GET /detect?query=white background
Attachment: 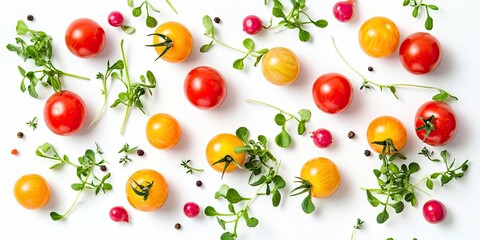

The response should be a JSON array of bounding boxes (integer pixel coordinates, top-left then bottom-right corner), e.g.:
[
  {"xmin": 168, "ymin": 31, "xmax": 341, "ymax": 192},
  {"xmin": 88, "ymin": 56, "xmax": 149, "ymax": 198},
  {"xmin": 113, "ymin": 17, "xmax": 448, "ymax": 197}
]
[{"xmin": 1, "ymin": 0, "xmax": 479, "ymax": 239}]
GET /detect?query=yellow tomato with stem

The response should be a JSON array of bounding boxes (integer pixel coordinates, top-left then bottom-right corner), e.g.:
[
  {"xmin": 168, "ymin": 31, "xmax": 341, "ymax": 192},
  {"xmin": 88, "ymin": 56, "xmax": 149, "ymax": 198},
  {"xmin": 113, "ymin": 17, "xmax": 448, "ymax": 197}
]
[
  {"xmin": 126, "ymin": 169, "xmax": 168, "ymax": 212},
  {"xmin": 148, "ymin": 21, "xmax": 193, "ymax": 63},
  {"xmin": 261, "ymin": 47, "xmax": 300, "ymax": 86},
  {"xmin": 367, "ymin": 115, "xmax": 407, "ymax": 154},
  {"xmin": 146, "ymin": 113, "xmax": 181, "ymax": 150},
  {"xmin": 358, "ymin": 16, "xmax": 399, "ymax": 58},
  {"xmin": 300, "ymin": 157, "xmax": 341, "ymax": 198},
  {"xmin": 206, "ymin": 133, "xmax": 246, "ymax": 176},
  {"xmin": 14, "ymin": 174, "xmax": 51, "ymax": 209}
]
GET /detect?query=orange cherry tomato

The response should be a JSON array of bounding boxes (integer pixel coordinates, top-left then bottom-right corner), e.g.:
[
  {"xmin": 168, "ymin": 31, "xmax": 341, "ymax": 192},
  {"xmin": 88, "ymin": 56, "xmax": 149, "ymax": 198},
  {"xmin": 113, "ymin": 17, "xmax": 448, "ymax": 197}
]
[
  {"xmin": 358, "ymin": 16, "xmax": 399, "ymax": 58},
  {"xmin": 261, "ymin": 47, "xmax": 300, "ymax": 86},
  {"xmin": 14, "ymin": 174, "xmax": 51, "ymax": 209},
  {"xmin": 126, "ymin": 169, "xmax": 168, "ymax": 212},
  {"xmin": 367, "ymin": 115, "xmax": 407, "ymax": 154},
  {"xmin": 300, "ymin": 157, "xmax": 341, "ymax": 198},
  {"xmin": 146, "ymin": 113, "xmax": 181, "ymax": 150},
  {"xmin": 150, "ymin": 21, "xmax": 193, "ymax": 63},
  {"xmin": 206, "ymin": 133, "xmax": 246, "ymax": 173}
]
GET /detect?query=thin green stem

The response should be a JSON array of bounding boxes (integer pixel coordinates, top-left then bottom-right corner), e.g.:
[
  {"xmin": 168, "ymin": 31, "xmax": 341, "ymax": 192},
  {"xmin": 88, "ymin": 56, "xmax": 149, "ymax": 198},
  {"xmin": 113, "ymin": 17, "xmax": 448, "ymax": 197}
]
[
  {"xmin": 119, "ymin": 39, "xmax": 131, "ymax": 135},
  {"xmin": 53, "ymin": 167, "xmax": 92, "ymax": 220},
  {"xmin": 246, "ymin": 99, "xmax": 301, "ymax": 122},
  {"xmin": 61, "ymin": 71, "xmax": 90, "ymax": 80},
  {"xmin": 120, "ymin": 105, "xmax": 131, "ymax": 135},
  {"xmin": 206, "ymin": 36, "xmax": 261, "ymax": 58},
  {"xmin": 164, "ymin": 0, "xmax": 178, "ymax": 14}
]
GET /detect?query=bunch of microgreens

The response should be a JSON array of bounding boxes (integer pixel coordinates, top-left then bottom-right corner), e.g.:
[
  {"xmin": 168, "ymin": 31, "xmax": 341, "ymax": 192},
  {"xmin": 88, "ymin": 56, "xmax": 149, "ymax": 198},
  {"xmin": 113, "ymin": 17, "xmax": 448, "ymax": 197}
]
[
  {"xmin": 363, "ymin": 140, "xmax": 468, "ymax": 224},
  {"xmin": 205, "ymin": 127, "xmax": 286, "ymax": 240},
  {"xmin": 263, "ymin": 0, "xmax": 328, "ymax": 42},
  {"xmin": 6, "ymin": 20, "xmax": 89, "ymax": 98},
  {"xmin": 35, "ymin": 143, "xmax": 112, "ymax": 221},
  {"xmin": 201, "ymin": 15, "xmax": 269, "ymax": 70},
  {"xmin": 331, "ymin": 37, "xmax": 457, "ymax": 102},
  {"xmin": 246, "ymin": 99, "xmax": 311, "ymax": 148},
  {"xmin": 118, "ymin": 143, "xmax": 138, "ymax": 167},
  {"xmin": 127, "ymin": 0, "xmax": 177, "ymax": 28},
  {"xmin": 402, "ymin": 0, "xmax": 438, "ymax": 30}
]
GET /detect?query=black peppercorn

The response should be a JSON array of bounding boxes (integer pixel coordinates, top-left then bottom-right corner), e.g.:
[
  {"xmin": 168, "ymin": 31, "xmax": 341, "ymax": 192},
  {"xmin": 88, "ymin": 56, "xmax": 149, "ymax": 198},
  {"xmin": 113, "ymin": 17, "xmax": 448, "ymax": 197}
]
[
  {"xmin": 368, "ymin": 66, "xmax": 374, "ymax": 72},
  {"xmin": 17, "ymin": 132, "xmax": 24, "ymax": 138},
  {"xmin": 100, "ymin": 165, "xmax": 107, "ymax": 172},
  {"xmin": 27, "ymin": 15, "xmax": 34, "ymax": 21},
  {"xmin": 348, "ymin": 131, "xmax": 355, "ymax": 139},
  {"xmin": 214, "ymin": 17, "xmax": 221, "ymax": 23},
  {"xmin": 364, "ymin": 150, "xmax": 371, "ymax": 157},
  {"xmin": 137, "ymin": 149, "xmax": 144, "ymax": 156},
  {"xmin": 196, "ymin": 180, "xmax": 203, "ymax": 187},
  {"xmin": 174, "ymin": 223, "xmax": 181, "ymax": 230}
]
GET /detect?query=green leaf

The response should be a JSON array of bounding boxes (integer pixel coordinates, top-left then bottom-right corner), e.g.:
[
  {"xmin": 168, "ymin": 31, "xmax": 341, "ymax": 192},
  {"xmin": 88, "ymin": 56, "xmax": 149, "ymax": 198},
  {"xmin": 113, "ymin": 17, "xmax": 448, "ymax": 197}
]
[
  {"xmin": 121, "ymin": 25, "xmax": 136, "ymax": 34},
  {"xmin": 297, "ymin": 109, "xmax": 311, "ymax": 121},
  {"xmin": 243, "ymin": 38, "xmax": 254, "ymax": 51},
  {"xmin": 425, "ymin": 16, "xmax": 433, "ymax": 30},
  {"xmin": 432, "ymin": 90, "xmax": 449, "ymax": 102},
  {"xmin": 388, "ymin": 164, "xmax": 400, "ymax": 173},
  {"xmin": 403, "ymin": 0, "xmax": 410, "ymax": 6},
  {"xmin": 226, "ymin": 188, "xmax": 245, "ymax": 204},
  {"xmin": 215, "ymin": 184, "xmax": 230, "ymax": 199},
  {"xmin": 258, "ymin": 135, "xmax": 267, "ymax": 146},
  {"xmin": 250, "ymin": 175, "xmax": 267, "ymax": 186},
  {"xmin": 204, "ymin": 206, "xmax": 221, "ymax": 216},
  {"xmin": 297, "ymin": 122, "xmax": 306, "ymax": 135},
  {"xmin": 127, "ymin": 0, "xmax": 134, "ymax": 7},
  {"xmin": 272, "ymin": 190, "xmax": 281, "ymax": 207},
  {"xmin": 273, "ymin": 175, "xmax": 286, "ymax": 189},
  {"xmin": 221, "ymin": 232, "xmax": 236, "ymax": 240},
  {"xmin": 243, "ymin": 212, "xmax": 259, "ymax": 228},
  {"xmin": 236, "ymin": 127, "xmax": 249, "ymax": 143},
  {"xmin": 146, "ymin": 16, "xmax": 157, "ymax": 28},
  {"xmin": 50, "ymin": 212, "xmax": 64, "ymax": 221},
  {"xmin": 228, "ymin": 203, "xmax": 235, "ymax": 214},
  {"xmin": 216, "ymin": 217, "xmax": 227, "ymax": 230},
  {"xmin": 428, "ymin": 5, "xmax": 439, "ymax": 10},
  {"xmin": 377, "ymin": 210, "xmax": 389, "ymax": 224},
  {"xmin": 366, "ymin": 190, "xmax": 381, "ymax": 207},
  {"xmin": 274, "ymin": 113, "xmax": 287, "ymax": 126},
  {"xmin": 275, "ymin": 131, "xmax": 292, "ymax": 148},
  {"xmin": 71, "ymin": 183, "xmax": 84, "ymax": 191},
  {"xmin": 272, "ymin": 7, "xmax": 285, "ymax": 18},
  {"xmin": 233, "ymin": 59, "xmax": 245, "ymax": 70},
  {"xmin": 203, "ymin": 15, "xmax": 215, "ymax": 36},
  {"xmin": 409, "ymin": 162, "xmax": 420, "ymax": 173},
  {"xmin": 313, "ymin": 19, "xmax": 328, "ymax": 28},
  {"xmin": 426, "ymin": 178, "xmax": 434, "ymax": 190},
  {"xmin": 16, "ymin": 20, "xmax": 29, "ymax": 35},
  {"xmin": 412, "ymin": 6, "xmax": 419, "ymax": 17},
  {"xmin": 298, "ymin": 28, "xmax": 311, "ymax": 42},
  {"xmin": 301, "ymin": 195, "xmax": 315, "ymax": 214},
  {"xmin": 200, "ymin": 42, "xmax": 213, "ymax": 52},
  {"xmin": 392, "ymin": 201, "xmax": 404, "ymax": 213},
  {"xmin": 132, "ymin": 7, "xmax": 142, "ymax": 17}
]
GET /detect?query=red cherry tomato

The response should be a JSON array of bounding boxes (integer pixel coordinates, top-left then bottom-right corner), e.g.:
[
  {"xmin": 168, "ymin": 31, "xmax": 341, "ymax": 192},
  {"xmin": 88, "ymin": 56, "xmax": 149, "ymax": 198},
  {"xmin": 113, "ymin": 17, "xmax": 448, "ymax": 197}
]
[
  {"xmin": 184, "ymin": 66, "xmax": 227, "ymax": 110},
  {"xmin": 399, "ymin": 32, "xmax": 442, "ymax": 74},
  {"xmin": 312, "ymin": 73, "xmax": 353, "ymax": 114},
  {"xmin": 414, "ymin": 101, "xmax": 457, "ymax": 146},
  {"xmin": 423, "ymin": 199, "xmax": 447, "ymax": 224},
  {"xmin": 65, "ymin": 18, "xmax": 106, "ymax": 58},
  {"xmin": 44, "ymin": 90, "xmax": 87, "ymax": 136}
]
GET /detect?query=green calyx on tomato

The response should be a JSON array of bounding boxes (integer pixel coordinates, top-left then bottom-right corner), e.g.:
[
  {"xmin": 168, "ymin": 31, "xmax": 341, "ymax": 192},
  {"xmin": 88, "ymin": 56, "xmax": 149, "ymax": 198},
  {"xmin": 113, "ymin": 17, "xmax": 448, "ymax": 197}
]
[
  {"xmin": 145, "ymin": 33, "xmax": 173, "ymax": 60},
  {"xmin": 130, "ymin": 179, "xmax": 154, "ymax": 201},
  {"xmin": 212, "ymin": 155, "xmax": 241, "ymax": 179},
  {"xmin": 415, "ymin": 115, "xmax": 435, "ymax": 142},
  {"xmin": 290, "ymin": 177, "xmax": 315, "ymax": 214}
]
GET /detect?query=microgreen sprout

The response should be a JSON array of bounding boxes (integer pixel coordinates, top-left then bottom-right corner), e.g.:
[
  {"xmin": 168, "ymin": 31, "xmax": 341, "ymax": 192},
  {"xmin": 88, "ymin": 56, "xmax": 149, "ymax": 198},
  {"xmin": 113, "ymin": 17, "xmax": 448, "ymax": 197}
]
[
  {"xmin": 6, "ymin": 20, "xmax": 89, "ymax": 98},
  {"xmin": 201, "ymin": 15, "xmax": 269, "ymax": 70},
  {"xmin": 403, "ymin": 0, "xmax": 438, "ymax": 30},
  {"xmin": 181, "ymin": 159, "xmax": 204, "ymax": 174},
  {"xmin": 351, "ymin": 218, "xmax": 364, "ymax": 240},
  {"xmin": 246, "ymin": 99, "xmax": 311, "ymax": 148},
  {"xmin": 264, "ymin": 0, "xmax": 328, "ymax": 42},
  {"xmin": 118, "ymin": 143, "xmax": 138, "ymax": 167},
  {"xmin": 331, "ymin": 37, "xmax": 457, "ymax": 102},
  {"xmin": 127, "ymin": 0, "xmax": 177, "ymax": 28},
  {"xmin": 26, "ymin": 116, "xmax": 38, "ymax": 130},
  {"xmin": 35, "ymin": 142, "xmax": 112, "ymax": 221}
]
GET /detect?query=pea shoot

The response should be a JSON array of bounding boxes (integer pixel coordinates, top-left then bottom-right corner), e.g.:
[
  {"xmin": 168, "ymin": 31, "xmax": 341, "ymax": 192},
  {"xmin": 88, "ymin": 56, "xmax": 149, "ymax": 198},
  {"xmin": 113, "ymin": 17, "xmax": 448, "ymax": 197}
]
[
  {"xmin": 246, "ymin": 99, "xmax": 311, "ymax": 148},
  {"xmin": 201, "ymin": 15, "xmax": 269, "ymax": 70},
  {"xmin": 35, "ymin": 143, "xmax": 112, "ymax": 221},
  {"xmin": 263, "ymin": 0, "xmax": 328, "ymax": 42},
  {"xmin": 403, "ymin": 0, "xmax": 438, "ymax": 30},
  {"xmin": 351, "ymin": 218, "xmax": 364, "ymax": 240},
  {"xmin": 332, "ymin": 37, "xmax": 457, "ymax": 102},
  {"xmin": 127, "ymin": 0, "xmax": 177, "ymax": 28},
  {"xmin": 6, "ymin": 20, "xmax": 89, "ymax": 98}
]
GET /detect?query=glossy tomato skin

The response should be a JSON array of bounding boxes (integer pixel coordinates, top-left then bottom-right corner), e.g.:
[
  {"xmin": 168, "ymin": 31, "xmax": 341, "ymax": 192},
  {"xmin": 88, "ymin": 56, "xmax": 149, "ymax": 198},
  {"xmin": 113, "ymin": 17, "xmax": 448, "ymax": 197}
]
[
  {"xmin": 146, "ymin": 113, "xmax": 181, "ymax": 149},
  {"xmin": 65, "ymin": 18, "xmax": 106, "ymax": 58},
  {"xmin": 184, "ymin": 66, "xmax": 227, "ymax": 110},
  {"xmin": 261, "ymin": 47, "xmax": 300, "ymax": 86},
  {"xmin": 126, "ymin": 169, "xmax": 168, "ymax": 212},
  {"xmin": 44, "ymin": 90, "xmax": 87, "ymax": 136},
  {"xmin": 300, "ymin": 157, "xmax": 341, "ymax": 198},
  {"xmin": 152, "ymin": 21, "xmax": 193, "ymax": 63},
  {"xmin": 399, "ymin": 32, "xmax": 442, "ymax": 74},
  {"xmin": 14, "ymin": 174, "xmax": 51, "ymax": 209},
  {"xmin": 358, "ymin": 16, "xmax": 399, "ymax": 58},
  {"xmin": 414, "ymin": 101, "xmax": 457, "ymax": 146},
  {"xmin": 312, "ymin": 73, "xmax": 353, "ymax": 114},
  {"xmin": 206, "ymin": 133, "xmax": 246, "ymax": 173},
  {"xmin": 367, "ymin": 116, "xmax": 407, "ymax": 154}
]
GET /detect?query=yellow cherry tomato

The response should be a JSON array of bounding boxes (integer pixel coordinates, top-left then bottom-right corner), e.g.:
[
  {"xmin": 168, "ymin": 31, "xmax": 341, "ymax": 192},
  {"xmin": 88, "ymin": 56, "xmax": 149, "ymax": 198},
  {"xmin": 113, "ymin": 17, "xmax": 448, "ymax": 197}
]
[
  {"xmin": 14, "ymin": 174, "xmax": 51, "ymax": 209},
  {"xmin": 366, "ymin": 115, "xmax": 407, "ymax": 154},
  {"xmin": 206, "ymin": 133, "xmax": 246, "ymax": 173},
  {"xmin": 150, "ymin": 21, "xmax": 193, "ymax": 63},
  {"xmin": 358, "ymin": 16, "xmax": 399, "ymax": 58},
  {"xmin": 300, "ymin": 157, "xmax": 341, "ymax": 198},
  {"xmin": 146, "ymin": 113, "xmax": 181, "ymax": 150},
  {"xmin": 261, "ymin": 47, "xmax": 300, "ymax": 86},
  {"xmin": 126, "ymin": 169, "xmax": 168, "ymax": 212}
]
